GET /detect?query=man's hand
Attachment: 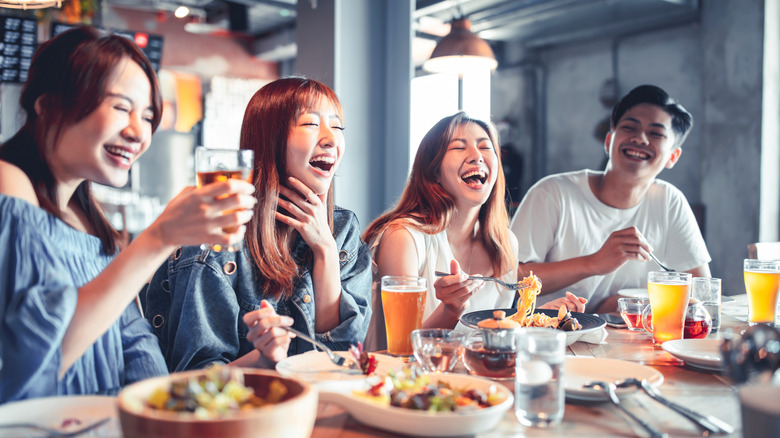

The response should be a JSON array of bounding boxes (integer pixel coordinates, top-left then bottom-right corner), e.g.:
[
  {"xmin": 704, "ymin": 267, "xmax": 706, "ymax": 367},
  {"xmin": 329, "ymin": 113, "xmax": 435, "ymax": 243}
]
[{"xmin": 588, "ymin": 226, "xmax": 652, "ymax": 275}]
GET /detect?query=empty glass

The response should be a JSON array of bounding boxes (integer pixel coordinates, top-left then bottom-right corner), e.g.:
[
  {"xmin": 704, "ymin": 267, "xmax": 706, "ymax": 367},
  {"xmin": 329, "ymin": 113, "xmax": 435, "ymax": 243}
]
[
  {"xmin": 692, "ymin": 277, "xmax": 722, "ymax": 333},
  {"xmin": 411, "ymin": 329, "xmax": 464, "ymax": 373}
]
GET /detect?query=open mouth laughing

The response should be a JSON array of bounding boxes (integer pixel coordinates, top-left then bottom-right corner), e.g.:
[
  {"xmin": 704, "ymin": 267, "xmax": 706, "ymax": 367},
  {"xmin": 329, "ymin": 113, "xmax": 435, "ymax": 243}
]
[
  {"xmin": 309, "ymin": 154, "xmax": 337, "ymax": 174},
  {"xmin": 621, "ymin": 147, "xmax": 652, "ymax": 161},
  {"xmin": 461, "ymin": 168, "xmax": 488, "ymax": 189},
  {"xmin": 105, "ymin": 145, "xmax": 135, "ymax": 164}
]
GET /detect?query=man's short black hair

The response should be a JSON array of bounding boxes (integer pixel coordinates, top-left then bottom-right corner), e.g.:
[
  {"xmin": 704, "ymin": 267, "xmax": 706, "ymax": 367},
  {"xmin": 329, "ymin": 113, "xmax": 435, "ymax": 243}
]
[{"xmin": 611, "ymin": 85, "xmax": 693, "ymax": 147}]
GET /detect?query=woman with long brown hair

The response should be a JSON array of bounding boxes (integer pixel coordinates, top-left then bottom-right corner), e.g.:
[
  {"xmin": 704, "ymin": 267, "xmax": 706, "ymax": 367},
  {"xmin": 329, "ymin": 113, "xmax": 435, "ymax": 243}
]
[
  {"xmin": 145, "ymin": 77, "xmax": 372, "ymax": 370},
  {"xmin": 0, "ymin": 26, "xmax": 254, "ymax": 402},
  {"xmin": 363, "ymin": 112, "xmax": 585, "ymax": 350}
]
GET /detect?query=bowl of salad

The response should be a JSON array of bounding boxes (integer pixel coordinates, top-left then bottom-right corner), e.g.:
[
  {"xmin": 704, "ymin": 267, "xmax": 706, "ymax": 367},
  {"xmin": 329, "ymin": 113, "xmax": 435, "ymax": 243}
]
[{"xmin": 117, "ymin": 366, "xmax": 317, "ymax": 438}]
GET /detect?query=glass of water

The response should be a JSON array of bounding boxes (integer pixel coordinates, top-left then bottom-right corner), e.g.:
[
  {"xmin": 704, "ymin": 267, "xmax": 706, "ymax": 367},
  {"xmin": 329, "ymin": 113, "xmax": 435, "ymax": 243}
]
[
  {"xmin": 692, "ymin": 277, "xmax": 722, "ymax": 333},
  {"xmin": 514, "ymin": 328, "xmax": 566, "ymax": 428},
  {"xmin": 411, "ymin": 329, "xmax": 464, "ymax": 373}
]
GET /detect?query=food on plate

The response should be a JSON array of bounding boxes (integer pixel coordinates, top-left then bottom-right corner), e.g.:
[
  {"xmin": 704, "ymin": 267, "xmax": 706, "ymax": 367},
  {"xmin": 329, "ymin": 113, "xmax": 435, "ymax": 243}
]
[
  {"xmin": 356, "ymin": 367, "xmax": 507, "ymax": 412},
  {"xmin": 145, "ymin": 366, "xmax": 287, "ymax": 418},
  {"xmin": 506, "ymin": 273, "xmax": 581, "ymax": 331},
  {"xmin": 349, "ymin": 342, "xmax": 379, "ymax": 375},
  {"xmin": 477, "ymin": 310, "xmax": 520, "ymax": 329}
]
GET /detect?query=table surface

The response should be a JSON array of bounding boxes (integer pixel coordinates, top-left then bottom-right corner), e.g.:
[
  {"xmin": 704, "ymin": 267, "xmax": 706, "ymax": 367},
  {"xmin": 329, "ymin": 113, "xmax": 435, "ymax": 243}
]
[{"xmin": 310, "ymin": 297, "xmax": 758, "ymax": 438}]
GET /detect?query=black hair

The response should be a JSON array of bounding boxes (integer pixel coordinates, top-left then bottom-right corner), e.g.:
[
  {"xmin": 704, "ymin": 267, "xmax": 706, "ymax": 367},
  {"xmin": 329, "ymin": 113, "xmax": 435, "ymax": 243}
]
[{"xmin": 610, "ymin": 84, "xmax": 693, "ymax": 147}]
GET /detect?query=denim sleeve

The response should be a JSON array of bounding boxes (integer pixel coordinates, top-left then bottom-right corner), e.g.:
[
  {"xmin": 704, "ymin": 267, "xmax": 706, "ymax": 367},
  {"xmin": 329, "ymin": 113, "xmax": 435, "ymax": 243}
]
[
  {"xmin": 0, "ymin": 221, "xmax": 75, "ymax": 402},
  {"xmin": 145, "ymin": 252, "xmax": 243, "ymax": 372},
  {"xmin": 317, "ymin": 212, "xmax": 373, "ymax": 350},
  {"xmin": 120, "ymin": 301, "xmax": 168, "ymax": 384}
]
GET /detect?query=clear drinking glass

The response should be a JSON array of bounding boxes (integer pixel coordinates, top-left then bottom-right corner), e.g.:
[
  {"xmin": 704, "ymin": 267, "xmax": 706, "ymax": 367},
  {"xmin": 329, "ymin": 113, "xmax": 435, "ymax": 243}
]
[
  {"xmin": 692, "ymin": 277, "xmax": 722, "ymax": 333},
  {"xmin": 514, "ymin": 328, "xmax": 566, "ymax": 428},
  {"xmin": 618, "ymin": 297, "xmax": 650, "ymax": 331},
  {"xmin": 744, "ymin": 259, "xmax": 780, "ymax": 326},
  {"xmin": 411, "ymin": 329, "xmax": 464, "ymax": 373},
  {"xmin": 646, "ymin": 271, "xmax": 692, "ymax": 346},
  {"xmin": 381, "ymin": 275, "xmax": 426, "ymax": 357},
  {"xmin": 194, "ymin": 147, "xmax": 254, "ymax": 252}
]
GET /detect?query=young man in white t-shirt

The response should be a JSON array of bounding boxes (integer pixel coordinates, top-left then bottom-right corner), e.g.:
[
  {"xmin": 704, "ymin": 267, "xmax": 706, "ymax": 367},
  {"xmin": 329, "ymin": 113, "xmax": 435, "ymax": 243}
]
[{"xmin": 510, "ymin": 85, "xmax": 711, "ymax": 313}]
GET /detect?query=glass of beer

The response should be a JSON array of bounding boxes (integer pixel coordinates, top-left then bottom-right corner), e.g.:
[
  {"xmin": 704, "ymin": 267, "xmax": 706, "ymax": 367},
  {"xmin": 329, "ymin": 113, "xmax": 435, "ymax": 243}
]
[
  {"xmin": 381, "ymin": 275, "xmax": 426, "ymax": 357},
  {"xmin": 647, "ymin": 271, "xmax": 692, "ymax": 346},
  {"xmin": 195, "ymin": 146, "xmax": 254, "ymax": 252},
  {"xmin": 744, "ymin": 259, "xmax": 780, "ymax": 326}
]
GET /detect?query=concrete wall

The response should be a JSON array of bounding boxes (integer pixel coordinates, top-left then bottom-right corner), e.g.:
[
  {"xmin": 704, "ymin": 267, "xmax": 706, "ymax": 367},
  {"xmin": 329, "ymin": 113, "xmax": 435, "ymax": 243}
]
[{"xmin": 492, "ymin": 0, "xmax": 767, "ymax": 294}]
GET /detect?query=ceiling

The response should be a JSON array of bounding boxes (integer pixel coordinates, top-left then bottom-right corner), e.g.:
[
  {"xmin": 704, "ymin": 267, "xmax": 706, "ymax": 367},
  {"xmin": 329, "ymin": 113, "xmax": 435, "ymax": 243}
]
[{"xmin": 105, "ymin": 0, "xmax": 700, "ymax": 63}]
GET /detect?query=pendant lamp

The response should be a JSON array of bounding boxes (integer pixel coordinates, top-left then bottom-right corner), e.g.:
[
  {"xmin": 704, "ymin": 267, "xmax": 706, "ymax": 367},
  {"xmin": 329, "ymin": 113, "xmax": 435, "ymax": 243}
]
[
  {"xmin": 0, "ymin": 0, "xmax": 61, "ymax": 9},
  {"xmin": 423, "ymin": 17, "xmax": 497, "ymax": 74}
]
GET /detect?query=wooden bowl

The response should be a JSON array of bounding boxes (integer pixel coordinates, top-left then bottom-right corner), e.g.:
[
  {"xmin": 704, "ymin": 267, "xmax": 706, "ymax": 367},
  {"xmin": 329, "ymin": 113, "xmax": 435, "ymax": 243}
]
[{"xmin": 117, "ymin": 368, "xmax": 317, "ymax": 438}]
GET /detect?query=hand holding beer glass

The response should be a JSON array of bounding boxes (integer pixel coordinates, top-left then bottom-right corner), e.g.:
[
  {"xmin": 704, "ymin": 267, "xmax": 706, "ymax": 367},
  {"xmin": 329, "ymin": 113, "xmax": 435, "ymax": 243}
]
[
  {"xmin": 195, "ymin": 146, "xmax": 255, "ymax": 252},
  {"xmin": 381, "ymin": 275, "xmax": 426, "ymax": 357},
  {"xmin": 647, "ymin": 271, "xmax": 692, "ymax": 346},
  {"xmin": 743, "ymin": 259, "xmax": 780, "ymax": 326}
]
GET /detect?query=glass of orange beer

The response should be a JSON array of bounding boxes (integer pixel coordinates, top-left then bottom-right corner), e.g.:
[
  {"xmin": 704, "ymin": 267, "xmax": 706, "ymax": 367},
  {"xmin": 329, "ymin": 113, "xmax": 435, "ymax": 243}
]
[
  {"xmin": 647, "ymin": 271, "xmax": 691, "ymax": 346},
  {"xmin": 743, "ymin": 259, "xmax": 780, "ymax": 326},
  {"xmin": 195, "ymin": 147, "xmax": 254, "ymax": 252},
  {"xmin": 381, "ymin": 275, "xmax": 427, "ymax": 357}
]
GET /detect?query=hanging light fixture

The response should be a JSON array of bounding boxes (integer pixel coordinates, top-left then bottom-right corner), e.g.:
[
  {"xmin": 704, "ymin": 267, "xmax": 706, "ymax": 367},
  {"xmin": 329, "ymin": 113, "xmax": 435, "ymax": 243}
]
[
  {"xmin": 423, "ymin": 17, "xmax": 497, "ymax": 75},
  {"xmin": 0, "ymin": 0, "xmax": 61, "ymax": 9}
]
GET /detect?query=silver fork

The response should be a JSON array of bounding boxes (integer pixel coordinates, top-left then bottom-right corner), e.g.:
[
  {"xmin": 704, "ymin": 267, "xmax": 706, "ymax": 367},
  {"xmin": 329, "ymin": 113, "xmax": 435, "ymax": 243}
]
[
  {"xmin": 0, "ymin": 417, "xmax": 111, "ymax": 437},
  {"xmin": 283, "ymin": 326, "xmax": 355, "ymax": 369},
  {"xmin": 647, "ymin": 252, "xmax": 675, "ymax": 272},
  {"xmin": 616, "ymin": 378, "xmax": 734, "ymax": 435},
  {"xmin": 434, "ymin": 271, "xmax": 531, "ymax": 290},
  {"xmin": 585, "ymin": 381, "xmax": 668, "ymax": 438}
]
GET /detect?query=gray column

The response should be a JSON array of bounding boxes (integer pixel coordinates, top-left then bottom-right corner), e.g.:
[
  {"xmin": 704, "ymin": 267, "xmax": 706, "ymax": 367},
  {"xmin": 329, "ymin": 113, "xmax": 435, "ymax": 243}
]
[{"xmin": 296, "ymin": 0, "xmax": 413, "ymax": 228}]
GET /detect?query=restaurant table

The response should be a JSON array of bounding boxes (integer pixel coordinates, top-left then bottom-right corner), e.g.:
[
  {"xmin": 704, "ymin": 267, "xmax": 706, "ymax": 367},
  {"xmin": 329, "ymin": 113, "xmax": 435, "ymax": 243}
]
[{"xmin": 310, "ymin": 297, "xmax": 758, "ymax": 438}]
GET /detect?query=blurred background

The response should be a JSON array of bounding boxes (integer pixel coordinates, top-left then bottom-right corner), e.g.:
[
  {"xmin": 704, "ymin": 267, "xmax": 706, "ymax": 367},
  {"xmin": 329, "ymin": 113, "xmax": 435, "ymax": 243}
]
[{"xmin": 0, "ymin": 0, "xmax": 774, "ymax": 295}]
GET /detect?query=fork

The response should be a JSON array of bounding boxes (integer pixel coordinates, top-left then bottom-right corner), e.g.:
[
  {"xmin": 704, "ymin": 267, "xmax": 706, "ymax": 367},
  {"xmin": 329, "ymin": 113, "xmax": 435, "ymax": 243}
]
[
  {"xmin": 616, "ymin": 378, "xmax": 733, "ymax": 435},
  {"xmin": 585, "ymin": 381, "xmax": 668, "ymax": 438},
  {"xmin": 434, "ymin": 271, "xmax": 531, "ymax": 290},
  {"xmin": 647, "ymin": 252, "xmax": 675, "ymax": 272},
  {"xmin": 0, "ymin": 417, "xmax": 111, "ymax": 437},
  {"xmin": 283, "ymin": 326, "xmax": 355, "ymax": 369}
]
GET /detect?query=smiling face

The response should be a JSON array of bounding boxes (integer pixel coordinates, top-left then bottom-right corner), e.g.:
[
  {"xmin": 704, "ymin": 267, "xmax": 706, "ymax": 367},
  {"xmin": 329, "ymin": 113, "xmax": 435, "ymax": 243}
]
[
  {"xmin": 285, "ymin": 96, "xmax": 345, "ymax": 196},
  {"xmin": 47, "ymin": 57, "xmax": 154, "ymax": 189},
  {"xmin": 606, "ymin": 103, "xmax": 682, "ymax": 181},
  {"xmin": 437, "ymin": 122, "xmax": 498, "ymax": 210}
]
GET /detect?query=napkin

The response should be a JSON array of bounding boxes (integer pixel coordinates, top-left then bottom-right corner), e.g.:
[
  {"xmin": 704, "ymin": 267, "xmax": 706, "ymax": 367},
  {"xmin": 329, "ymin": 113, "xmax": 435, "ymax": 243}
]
[{"xmin": 576, "ymin": 326, "xmax": 609, "ymax": 344}]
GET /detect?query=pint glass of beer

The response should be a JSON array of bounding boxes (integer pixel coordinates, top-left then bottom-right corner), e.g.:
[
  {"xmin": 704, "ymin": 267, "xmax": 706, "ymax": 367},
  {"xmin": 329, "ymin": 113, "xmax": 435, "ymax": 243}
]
[
  {"xmin": 744, "ymin": 259, "xmax": 780, "ymax": 326},
  {"xmin": 647, "ymin": 271, "xmax": 691, "ymax": 346},
  {"xmin": 381, "ymin": 275, "xmax": 426, "ymax": 356},
  {"xmin": 195, "ymin": 146, "xmax": 254, "ymax": 251}
]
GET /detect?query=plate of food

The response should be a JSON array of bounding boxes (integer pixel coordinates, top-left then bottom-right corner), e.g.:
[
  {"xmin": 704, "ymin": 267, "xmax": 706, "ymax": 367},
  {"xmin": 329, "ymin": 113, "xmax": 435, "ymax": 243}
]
[
  {"xmin": 276, "ymin": 350, "xmax": 404, "ymax": 385},
  {"xmin": 564, "ymin": 357, "xmax": 664, "ymax": 401},
  {"xmin": 0, "ymin": 395, "xmax": 119, "ymax": 437},
  {"xmin": 661, "ymin": 339, "xmax": 724, "ymax": 372},
  {"xmin": 460, "ymin": 308, "xmax": 606, "ymax": 346},
  {"xmin": 317, "ymin": 369, "xmax": 514, "ymax": 437}
]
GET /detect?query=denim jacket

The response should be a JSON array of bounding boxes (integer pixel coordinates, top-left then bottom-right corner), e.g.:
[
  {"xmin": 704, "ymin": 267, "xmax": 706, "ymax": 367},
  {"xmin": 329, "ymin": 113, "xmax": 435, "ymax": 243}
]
[{"xmin": 143, "ymin": 208, "xmax": 372, "ymax": 371}]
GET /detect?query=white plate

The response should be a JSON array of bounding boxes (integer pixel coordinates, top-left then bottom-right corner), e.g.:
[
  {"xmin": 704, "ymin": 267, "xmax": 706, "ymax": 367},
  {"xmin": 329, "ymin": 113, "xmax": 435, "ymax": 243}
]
[
  {"xmin": 318, "ymin": 373, "xmax": 514, "ymax": 437},
  {"xmin": 0, "ymin": 395, "xmax": 120, "ymax": 437},
  {"xmin": 618, "ymin": 288, "xmax": 735, "ymax": 303},
  {"xmin": 276, "ymin": 351, "xmax": 404, "ymax": 386},
  {"xmin": 662, "ymin": 339, "xmax": 724, "ymax": 372},
  {"xmin": 564, "ymin": 357, "xmax": 664, "ymax": 401}
]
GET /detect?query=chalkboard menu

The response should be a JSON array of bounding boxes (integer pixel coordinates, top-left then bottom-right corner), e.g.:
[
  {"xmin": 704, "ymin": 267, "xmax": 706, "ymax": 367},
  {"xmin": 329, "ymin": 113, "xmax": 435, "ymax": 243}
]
[
  {"xmin": 51, "ymin": 22, "xmax": 163, "ymax": 72},
  {"xmin": 0, "ymin": 16, "xmax": 36, "ymax": 83}
]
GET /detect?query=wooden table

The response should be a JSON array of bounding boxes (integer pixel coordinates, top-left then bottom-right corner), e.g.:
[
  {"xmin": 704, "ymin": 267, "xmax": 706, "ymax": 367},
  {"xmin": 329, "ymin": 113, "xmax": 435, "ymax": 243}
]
[{"xmin": 311, "ymin": 299, "xmax": 751, "ymax": 438}]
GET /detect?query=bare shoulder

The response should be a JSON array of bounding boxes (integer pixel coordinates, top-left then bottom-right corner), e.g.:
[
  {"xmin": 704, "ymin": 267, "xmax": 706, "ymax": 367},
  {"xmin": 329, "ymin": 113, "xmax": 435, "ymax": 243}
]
[
  {"xmin": 508, "ymin": 229, "xmax": 519, "ymax": 255},
  {"xmin": 0, "ymin": 160, "xmax": 38, "ymax": 205},
  {"xmin": 374, "ymin": 223, "xmax": 419, "ymax": 276}
]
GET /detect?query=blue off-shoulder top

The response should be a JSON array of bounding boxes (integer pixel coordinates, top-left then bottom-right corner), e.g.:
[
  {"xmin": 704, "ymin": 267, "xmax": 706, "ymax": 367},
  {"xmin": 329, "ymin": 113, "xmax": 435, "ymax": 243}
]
[{"xmin": 0, "ymin": 194, "xmax": 167, "ymax": 403}]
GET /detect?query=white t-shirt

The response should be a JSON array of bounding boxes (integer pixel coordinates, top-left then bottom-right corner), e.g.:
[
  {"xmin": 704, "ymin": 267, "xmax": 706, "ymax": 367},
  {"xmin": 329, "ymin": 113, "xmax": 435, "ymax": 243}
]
[
  {"xmin": 510, "ymin": 169, "xmax": 710, "ymax": 312},
  {"xmin": 364, "ymin": 221, "xmax": 516, "ymax": 351}
]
